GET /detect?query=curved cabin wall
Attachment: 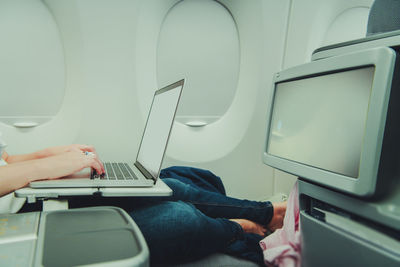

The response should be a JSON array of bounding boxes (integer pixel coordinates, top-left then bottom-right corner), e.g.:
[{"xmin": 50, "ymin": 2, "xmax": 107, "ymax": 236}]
[{"xmin": 0, "ymin": 0, "xmax": 375, "ymax": 199}]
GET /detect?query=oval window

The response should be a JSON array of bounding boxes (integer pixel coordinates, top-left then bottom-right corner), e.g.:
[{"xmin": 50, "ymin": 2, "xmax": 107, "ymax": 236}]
[
  {"xmin": 157, "ymin": 0, "xmax": 240, "ymax": 126},
  {"xmin": 323, "ymin": 7, "xmax": 370, "ymax": 46},
  {"xmin": 0, "ymin": 0, "xmax": 65, "ymax": 123}
]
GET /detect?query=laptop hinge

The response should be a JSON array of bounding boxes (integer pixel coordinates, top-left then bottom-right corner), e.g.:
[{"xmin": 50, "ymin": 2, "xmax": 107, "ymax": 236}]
[{"xmin": 134, "ymin": 161, "xmax": 157, "ymax": 183}]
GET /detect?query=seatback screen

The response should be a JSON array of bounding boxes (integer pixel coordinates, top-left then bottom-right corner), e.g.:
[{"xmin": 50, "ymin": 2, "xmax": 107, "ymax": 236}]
[{"xmin": 267, "ymin": 67, "xmax": 375, "ymax": 178}]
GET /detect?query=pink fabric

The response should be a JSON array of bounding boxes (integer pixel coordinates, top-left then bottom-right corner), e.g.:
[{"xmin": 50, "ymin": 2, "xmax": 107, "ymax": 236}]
[{"xmin": 260, "ymin": 181, "xmax": 301, "ymax": 267}]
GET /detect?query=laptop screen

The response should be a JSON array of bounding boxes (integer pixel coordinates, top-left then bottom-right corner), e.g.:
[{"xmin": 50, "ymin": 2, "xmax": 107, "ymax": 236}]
[{"xmin": 136, "ymin": 80, "xmax": 184, "ymax": 178}]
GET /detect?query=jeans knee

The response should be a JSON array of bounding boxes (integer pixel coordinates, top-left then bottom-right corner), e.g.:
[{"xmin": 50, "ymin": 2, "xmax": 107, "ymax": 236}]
[
  {"xmin": 168, "ymin": 201, "xmax": 202, "ymax": 230},
  {"xmin": 162, "ymin": 178, "xmax": 191, "ymax": 199},
  {"xmin": 162, "ymin": 178, "xmax": 186, "ymax": 191}
]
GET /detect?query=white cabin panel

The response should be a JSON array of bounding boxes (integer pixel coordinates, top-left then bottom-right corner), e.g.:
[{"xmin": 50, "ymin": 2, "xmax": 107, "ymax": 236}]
[{"xmin": 69, "ymin": 0, "xmax": 144, "ymax": 162}]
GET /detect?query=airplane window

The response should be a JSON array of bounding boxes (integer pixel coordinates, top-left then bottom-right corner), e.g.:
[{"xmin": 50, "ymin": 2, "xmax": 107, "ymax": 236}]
[
  {"xmin": 0, "ymin": 0, "xmax": 65, "ymax": 126},
  {"xmin": 157, "ymin": 0, "xmax": 240, "ymax": 126},
  {"xmin": 323, "ymin": 7, "xmax": 370, "ymax": 46}
]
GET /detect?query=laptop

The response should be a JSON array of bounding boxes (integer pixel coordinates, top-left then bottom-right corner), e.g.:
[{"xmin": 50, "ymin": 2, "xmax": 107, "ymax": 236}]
[{"xmin": 30, "ymin": 79, "xmax": 184, "ymax": 188}]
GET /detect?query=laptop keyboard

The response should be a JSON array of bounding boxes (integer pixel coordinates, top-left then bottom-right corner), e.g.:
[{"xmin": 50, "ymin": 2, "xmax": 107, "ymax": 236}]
[{"xmin": 91, "ymin": 162, "xmax": 138, "ymax": 180}]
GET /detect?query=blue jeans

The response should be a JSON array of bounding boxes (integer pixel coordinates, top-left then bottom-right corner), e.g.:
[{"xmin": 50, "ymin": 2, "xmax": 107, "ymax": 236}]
[
  {"xmin": 69, "ymin": 170, "xmax": 273, "ymax": 265},
  {"xmin": 126, "ymin": 178, "xmax": 272, "ymax": 264}
]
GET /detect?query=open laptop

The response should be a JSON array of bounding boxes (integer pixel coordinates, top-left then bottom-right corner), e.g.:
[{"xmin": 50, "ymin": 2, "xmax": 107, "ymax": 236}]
[{"xmin": 30, "ymin": 79, "xmax": 184, "ymax": 188}]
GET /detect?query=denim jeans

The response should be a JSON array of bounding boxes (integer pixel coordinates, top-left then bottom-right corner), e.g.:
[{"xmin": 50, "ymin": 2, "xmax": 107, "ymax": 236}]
[
  {"xmin": 69, "ymin": 177, "xmax": 272, "ymax": 265},
  {"xmin": 105, "ymin": 178, "xmax": 270, "ymax": 264},
  {"xmin": 161, "ymin": 178, "xmax": 273, "ymax": 226}
]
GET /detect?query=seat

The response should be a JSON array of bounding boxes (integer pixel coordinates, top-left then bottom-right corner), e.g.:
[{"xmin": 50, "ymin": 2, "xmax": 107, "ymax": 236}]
[{"xmin": 162, "ymin": 253, "xmax": 260, "ymax": 267}]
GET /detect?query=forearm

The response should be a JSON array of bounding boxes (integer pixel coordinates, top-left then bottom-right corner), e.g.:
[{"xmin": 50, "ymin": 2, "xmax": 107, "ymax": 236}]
[
  {"xmin": 4, "ymin": 145, "xmax": 97, "ymax": 163},
  {"xmin": 4, "ymin": 147, "xmax": 68, "ymax": 163},
  {"xmin": 0, "ymin": 160, "xmax": 47, "ymax": 196},
  {"xmin": 5, "ymin": 151, "xmax": 42, "ymax": 163},
  {"xmin": 0, "ymin": 149, "xmax": 104, "ymax": 197},
  {"xmin": 0, "ymin": 155, "xmax": 85, "ymax": 197}
]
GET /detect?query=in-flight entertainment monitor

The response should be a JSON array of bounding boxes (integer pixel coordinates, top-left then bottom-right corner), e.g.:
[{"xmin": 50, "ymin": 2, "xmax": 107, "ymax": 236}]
[{"xmin": 263, "ymin": 47, "xmax": 399, "ymax": 197}]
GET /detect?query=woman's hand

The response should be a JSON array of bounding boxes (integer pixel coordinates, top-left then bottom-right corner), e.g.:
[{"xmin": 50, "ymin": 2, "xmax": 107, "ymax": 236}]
[
  {"xmin": 0, "ymin": 149, "xmax": 105, "ymax": 196},
  {"xmin": 39, "ymin": 148, "xmax": 104, "ymax": 179},
  {"xmin": 36, "ymin": 144, "xmax": 98, "ymax": 159},
  {"xmin": 5, "ymin": 144, "xmax": 100, "ymax": 164}
]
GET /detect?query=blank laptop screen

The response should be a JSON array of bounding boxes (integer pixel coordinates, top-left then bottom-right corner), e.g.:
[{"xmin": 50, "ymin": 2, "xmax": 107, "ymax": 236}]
[
  {"xmin": 267, "ymin": 67, "xmax": 375, "ymax": 178},
  {"xmin": 136, "ymin": 84, "xmax": 182, "ymax": 178}
]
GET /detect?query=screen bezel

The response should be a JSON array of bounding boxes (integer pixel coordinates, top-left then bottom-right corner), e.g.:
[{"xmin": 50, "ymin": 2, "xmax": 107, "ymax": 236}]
[{"xmin": 263, "ymin": 47, "xmax": 396, "ymax": 197}]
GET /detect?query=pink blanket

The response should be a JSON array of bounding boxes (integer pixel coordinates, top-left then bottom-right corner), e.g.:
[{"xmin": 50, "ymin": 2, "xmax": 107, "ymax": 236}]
[{"xmin": 260, "ymin": 181, "xmax": 301, "ymax": 267}]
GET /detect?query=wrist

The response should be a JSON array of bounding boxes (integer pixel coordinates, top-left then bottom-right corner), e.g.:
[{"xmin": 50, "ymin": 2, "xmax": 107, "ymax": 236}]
[
  {"xmin": 26, "ymin": 158, "xmax": 52, "ymax": 183},
  {"xmin": 34, "ymin": 148, "xmax": 51, "ymax": 159}
]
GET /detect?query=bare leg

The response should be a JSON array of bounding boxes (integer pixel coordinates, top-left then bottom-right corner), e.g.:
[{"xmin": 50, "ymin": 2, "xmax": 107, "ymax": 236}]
[{"xmin": 267, "ymin": 201, "xmax": 287, "ymax": 232}]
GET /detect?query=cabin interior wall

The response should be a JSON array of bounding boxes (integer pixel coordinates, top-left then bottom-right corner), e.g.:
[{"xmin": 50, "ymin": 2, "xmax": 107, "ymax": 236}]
[{"xmin": 0, "ymin": 0, "xmax": 374, "ymax": 200}]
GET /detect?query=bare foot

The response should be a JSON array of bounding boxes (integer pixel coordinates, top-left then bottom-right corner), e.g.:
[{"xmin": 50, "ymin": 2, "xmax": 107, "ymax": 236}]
[
  {"xmin": 267, "ymin": 201, "xmax": 287, "ymax": 232},
  {"xmin": 230, "ymin": 219, "xmax": 267, "ymax": 236}
]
